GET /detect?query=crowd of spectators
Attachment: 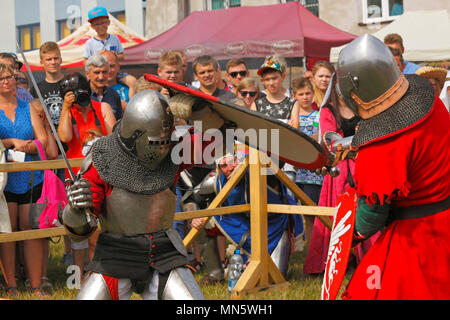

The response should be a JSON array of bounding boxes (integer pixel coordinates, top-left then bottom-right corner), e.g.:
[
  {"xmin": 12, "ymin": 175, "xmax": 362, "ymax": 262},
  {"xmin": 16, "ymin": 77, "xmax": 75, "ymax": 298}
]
[{"xmin": 0, "ymin": 3, "xmax": 448, "ymax": 298}]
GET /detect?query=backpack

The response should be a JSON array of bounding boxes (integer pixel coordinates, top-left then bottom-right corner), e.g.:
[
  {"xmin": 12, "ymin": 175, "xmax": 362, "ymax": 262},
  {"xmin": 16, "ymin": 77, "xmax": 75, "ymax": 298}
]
[{"xmin": 31, "ymin": 140, "xmax": 67, "ymax": 229}]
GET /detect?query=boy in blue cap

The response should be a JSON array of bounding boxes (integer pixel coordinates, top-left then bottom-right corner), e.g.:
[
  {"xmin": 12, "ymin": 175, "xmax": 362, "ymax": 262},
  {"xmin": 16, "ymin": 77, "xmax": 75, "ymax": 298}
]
[
  {"xmin": 83, "ymin": 6, "xmax": 124, "ymax": 61},
  {"xmin": 83, "ymin": 6, "xmax": 136, "ymax": 99}
]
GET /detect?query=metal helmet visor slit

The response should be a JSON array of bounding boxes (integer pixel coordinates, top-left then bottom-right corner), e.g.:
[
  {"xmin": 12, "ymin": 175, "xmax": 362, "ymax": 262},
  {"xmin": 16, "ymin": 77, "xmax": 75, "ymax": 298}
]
[{"xmin": 118, "ymin": 90, "xmax": 174, "ymax": 170}]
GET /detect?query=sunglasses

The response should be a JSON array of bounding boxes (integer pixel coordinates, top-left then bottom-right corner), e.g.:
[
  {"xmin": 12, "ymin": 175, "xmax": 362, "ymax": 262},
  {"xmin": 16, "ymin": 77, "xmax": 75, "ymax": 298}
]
[
  {"xmin": 17, "ymin": 77, "xmax": 27, "ymax": 84},
  {"xmin": 229, "ymin": 71, "xmax": 247, "ymax": 78},
  {"xmin": 240, "ymin": 91, "xmax": 257, "ymax": 98}
]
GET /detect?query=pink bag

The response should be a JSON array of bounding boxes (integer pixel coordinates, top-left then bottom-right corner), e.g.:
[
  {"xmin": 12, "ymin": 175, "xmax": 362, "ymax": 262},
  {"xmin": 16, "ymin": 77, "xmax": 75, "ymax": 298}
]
[{"xmin": 34, "ymin": 140, "xmax": 68, "ymax": 229}]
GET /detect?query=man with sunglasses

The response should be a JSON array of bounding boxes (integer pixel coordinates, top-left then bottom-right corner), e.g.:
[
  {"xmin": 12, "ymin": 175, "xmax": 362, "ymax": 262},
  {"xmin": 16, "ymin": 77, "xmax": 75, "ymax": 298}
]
[
  {"xmin": 16, "ymin": 72, "xmax": 29, "ymax": 90},
  {"xmin": 225, "ymin": 58, "xmax": 249, "ymax": 95}
]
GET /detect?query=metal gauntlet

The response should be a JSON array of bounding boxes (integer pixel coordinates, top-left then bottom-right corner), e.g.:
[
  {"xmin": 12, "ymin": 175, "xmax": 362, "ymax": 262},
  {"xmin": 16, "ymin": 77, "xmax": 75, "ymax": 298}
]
[
  {"xmin": 67, "ymin": 178, "xmax": 93, "ymax": 209},
  {"xmin": 63, "ymin": 178, "xmax": 97, "ymax": 239}
]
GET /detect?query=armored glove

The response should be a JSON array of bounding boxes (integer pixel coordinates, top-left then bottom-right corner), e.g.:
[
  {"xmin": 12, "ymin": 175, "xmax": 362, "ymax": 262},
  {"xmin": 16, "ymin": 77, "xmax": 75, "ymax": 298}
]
[
  {"xmin": 169, "ymin": 93, "xmax": 225, "ymax": 131},
  {"xmin": 62, "ymin": 178, "xmax": 97, "ymax": 239},
  {"xmin": 66, "ymin": 178, "xmax": 93, "ymax": 210}
]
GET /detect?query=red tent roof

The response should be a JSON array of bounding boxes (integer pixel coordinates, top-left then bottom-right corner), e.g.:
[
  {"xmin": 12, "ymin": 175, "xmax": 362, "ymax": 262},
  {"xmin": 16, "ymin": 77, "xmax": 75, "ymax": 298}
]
[{"xmin": 122, "ymin": 2, "xmax": 356, "ymax": 65}]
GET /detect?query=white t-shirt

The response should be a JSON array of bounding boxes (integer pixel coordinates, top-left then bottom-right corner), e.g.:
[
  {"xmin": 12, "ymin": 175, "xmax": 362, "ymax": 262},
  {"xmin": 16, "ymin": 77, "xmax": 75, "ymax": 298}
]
[
  {"xmin": 295, "ymin": 110, "xmax": 323, "ymax": 185},
  {"xmin": 83, "ymin": 34, "xmax": 124, "ymax": 59}
]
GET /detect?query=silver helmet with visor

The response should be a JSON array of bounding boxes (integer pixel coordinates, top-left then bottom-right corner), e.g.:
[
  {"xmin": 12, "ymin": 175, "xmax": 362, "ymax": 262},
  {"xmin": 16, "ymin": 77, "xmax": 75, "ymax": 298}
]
[{"xmin": 117, "ymin": 90, "xmax": 174, "ymax": 170}]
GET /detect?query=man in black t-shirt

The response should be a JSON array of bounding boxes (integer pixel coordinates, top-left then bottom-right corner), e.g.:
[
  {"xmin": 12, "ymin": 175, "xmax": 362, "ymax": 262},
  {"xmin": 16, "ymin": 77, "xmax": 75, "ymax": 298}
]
[
  {"xmin": 29, "ymin": 41, "xmax": 76, "ymax": 280},
  {"xmin": 30, "ymin": 42, "xmax": 65, "ymax": 129},
  {"xmin": 192, "ymin": 55, "xmax": 235, "ymax": 102}
]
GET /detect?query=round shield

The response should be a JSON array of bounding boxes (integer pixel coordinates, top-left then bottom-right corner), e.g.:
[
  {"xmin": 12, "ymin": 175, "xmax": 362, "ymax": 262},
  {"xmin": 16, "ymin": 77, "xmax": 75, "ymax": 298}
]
[{"xmin": 144, "ymin": 74, "xmax": 328, "ymax": 170}]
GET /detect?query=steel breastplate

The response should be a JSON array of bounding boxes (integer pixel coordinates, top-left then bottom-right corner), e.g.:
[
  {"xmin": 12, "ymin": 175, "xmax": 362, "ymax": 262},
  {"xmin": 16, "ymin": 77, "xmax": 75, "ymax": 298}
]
[{"xmin": 101, "ymin": 187, "xmax": 177, "ymax": 235}]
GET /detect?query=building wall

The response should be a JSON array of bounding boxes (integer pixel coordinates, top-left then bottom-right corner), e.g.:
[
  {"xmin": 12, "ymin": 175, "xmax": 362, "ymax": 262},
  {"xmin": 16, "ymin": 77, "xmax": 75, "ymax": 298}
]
[
  {"xmin": 189, "ymin": 0, "xmax": 204, "ymax": 13},
  {"xmin": 145, "ymin": 0, "xmax": 185, "ymax": 39},
  {"xmin": 404, "ymin": 0, "xmax": 450, "ymax": 12},
  {"xmin": 319, "ymin": 0, "xmax": 450, "ymax": 36},
  {"xmin": 145, "ymin": 0, "xmax": 450, "ymax": 39},
  {"xmin": 241, "ymin": 0, "xmax": 278, "ymax": 6},
  {"xmin": 0, "ymin": 0, "xmax": 145, "ymax": 53},
  {"xmin": 146, "ymin": 0, "xmax": 303, "ymax": 38},
  {"xmin": 0, "ymin": 0, "xmax": 16, "ymax": 52}
]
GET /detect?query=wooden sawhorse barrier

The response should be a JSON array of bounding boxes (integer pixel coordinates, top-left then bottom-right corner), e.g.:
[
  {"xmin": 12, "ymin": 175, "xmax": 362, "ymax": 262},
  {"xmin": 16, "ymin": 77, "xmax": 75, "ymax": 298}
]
[{"xmin": 181, "ymin": 147, "xmax": 334, "ymax": 299}]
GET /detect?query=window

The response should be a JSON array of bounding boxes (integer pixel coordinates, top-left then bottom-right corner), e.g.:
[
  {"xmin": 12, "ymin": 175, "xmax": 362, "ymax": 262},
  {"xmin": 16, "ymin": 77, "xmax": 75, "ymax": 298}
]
[
  {"xmin": 20, "ymin": 27, "xmax": 31, "ymax": 51},
  {"xmin": 112, "ymin": 11, "xmax": 126, "ymax": 25},
  {"xmin": 18, "ymin": 24, "xmax": 40, "ymax": 51},
  {"xmin": 209, "ymin": 0, "xmax": 241, "ymax": 10},
  {"xmin": 283, "ymin": 0, "xmax": 319, "ymax": 17},
  {"xmin": 58, "ymin": 20, "xmax": 74, "ymax": 40},
  {"xmin": 361, "ymin": 0, "xmax": 403, "ymax": 24},
  {"xmin": 33, "ymin": 25, "xmax": 41, "ymax": 48}
]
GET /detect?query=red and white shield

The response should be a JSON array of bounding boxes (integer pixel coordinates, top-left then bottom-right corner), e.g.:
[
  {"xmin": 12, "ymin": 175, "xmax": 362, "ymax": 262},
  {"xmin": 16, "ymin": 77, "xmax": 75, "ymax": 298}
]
[{"xmin": 321, "ymin": 187, "xmax": 357, "ymax": 300}]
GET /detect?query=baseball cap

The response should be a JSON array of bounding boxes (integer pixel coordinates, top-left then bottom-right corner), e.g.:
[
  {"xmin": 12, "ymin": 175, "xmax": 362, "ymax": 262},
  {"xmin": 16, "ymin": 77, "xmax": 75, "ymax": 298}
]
[
  {"xmin": 88, "ymin": 6, "xmax": 109, "ymax": 23},
  {"xmin": 8, "ymin": 52, "xmax": 23, "ymax": 70},
  {"xmin": 257, "ymin": 58, "xmax": 283, "ymax": 76}
]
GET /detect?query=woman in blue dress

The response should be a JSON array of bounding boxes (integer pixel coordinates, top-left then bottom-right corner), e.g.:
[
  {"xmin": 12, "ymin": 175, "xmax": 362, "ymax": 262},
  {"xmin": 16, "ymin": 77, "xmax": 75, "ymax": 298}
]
[{"xmin": 0, "ymin": 64, "xmax": 48, "ymax": 296}]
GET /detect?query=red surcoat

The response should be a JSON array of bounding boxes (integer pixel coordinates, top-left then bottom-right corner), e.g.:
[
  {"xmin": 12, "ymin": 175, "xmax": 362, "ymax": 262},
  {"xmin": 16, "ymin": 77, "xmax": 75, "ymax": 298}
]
[{"xmin": 343, "ymin": 98, "xmax": 450, "ymax": 300}]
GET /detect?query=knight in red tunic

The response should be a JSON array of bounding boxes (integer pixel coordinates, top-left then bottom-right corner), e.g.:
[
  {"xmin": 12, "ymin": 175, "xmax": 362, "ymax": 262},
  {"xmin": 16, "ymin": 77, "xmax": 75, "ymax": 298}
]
[{"xmin": 335, "ymin": 34, "xmax": 450, "ymax": 300}]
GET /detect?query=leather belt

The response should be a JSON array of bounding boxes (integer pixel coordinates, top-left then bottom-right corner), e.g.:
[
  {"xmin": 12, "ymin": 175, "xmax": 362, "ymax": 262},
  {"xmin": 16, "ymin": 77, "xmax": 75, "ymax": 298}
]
[{"xmin": 389, "ymin": 196, "xmax": 450, "ymax": 221}]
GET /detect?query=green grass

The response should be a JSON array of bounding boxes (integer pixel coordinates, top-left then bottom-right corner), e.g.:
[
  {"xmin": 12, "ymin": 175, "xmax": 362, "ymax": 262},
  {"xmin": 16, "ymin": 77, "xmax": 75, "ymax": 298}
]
[
  {"xmin": 1, "ymin": 239, "xmax": 351, "ymax": 300},
  {"xmin": 197, "ymin": 249, "xmax": 351, "ymax": 300}
]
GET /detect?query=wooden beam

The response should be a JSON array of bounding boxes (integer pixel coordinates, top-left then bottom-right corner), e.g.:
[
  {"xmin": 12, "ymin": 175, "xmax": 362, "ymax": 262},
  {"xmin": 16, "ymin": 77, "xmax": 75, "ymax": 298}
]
[
  {"xmin": 270, "ymin": 165, "xmax": 334, "ymax": 230},
  {"xmin": 232, "ymin": 281, "xmax": 290, "ymax": 299},
  {"xmin": 267, "ymin": 252, "xmax": 288, "ymax": 284},
  {"xmin": 232, "ymin": 260, "xmax": 262, "ymax": 299},
  {"xmin": 232, "ymin": 148, "xmax": 290, "ymax": 298},
  {"xmin": 248, "ymin": 148, "xmax": 269, "ymax": 284},
  {"xmin": 267, "ymin": 204, "xmax": 335, "ymax": 216},
  {"xmin": 0, "ymin": 227, "xmax": 67, "ymax": 243},
  {"xmin": 182, "ymin": 157, "xmax": 249, "ymax": 248},
  {"xmin": 0, "ymin": 158, "xmax": 83, "ymax": 172},
  {"xmin": 270, "ymin": 163, "xmax": 316, "ymax": 206},
  {"xmin": 174, "ymin": 204, "xmax": 250, "ymax": 220}
]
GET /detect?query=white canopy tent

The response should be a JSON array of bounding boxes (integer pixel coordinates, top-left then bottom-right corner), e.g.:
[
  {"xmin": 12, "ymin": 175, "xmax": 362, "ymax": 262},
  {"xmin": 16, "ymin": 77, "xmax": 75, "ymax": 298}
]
[
  {"xmin": 330, "ymin": 10, "xmax": 450, "ymax": 63},
  {"xmin": 19, "ymin": 15, "xmax": 146, "ymax": 71}
]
